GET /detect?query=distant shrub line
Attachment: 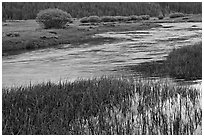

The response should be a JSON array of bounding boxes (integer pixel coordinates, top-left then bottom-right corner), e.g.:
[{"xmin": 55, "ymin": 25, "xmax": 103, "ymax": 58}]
[
  {"xmin": 35, "ymin": 8, "xmax": 188, "ymax": 28},
  {"xmin": 35, "ymin": 8, "xmax": 153, "ymax": 28},
  {"xmin": 169, "ymin": 12, "xmax": 185, "ymax": 18},
  {"xmin": 80, "ymin": 15, "xmax": 150, "ymax": 23}
]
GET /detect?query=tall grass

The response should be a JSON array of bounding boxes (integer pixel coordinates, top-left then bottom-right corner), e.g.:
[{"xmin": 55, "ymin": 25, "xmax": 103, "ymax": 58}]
[
  {"xmin": 128, "ymin": 42, "xmax": 202, "ymax": 80},
  {"xmin": 167, "ymin": 42, "xmax": 202, "ymax": 80},
  {"xmin": 2, "ymin": 77, "xmax": 201, "ymax": 135}
]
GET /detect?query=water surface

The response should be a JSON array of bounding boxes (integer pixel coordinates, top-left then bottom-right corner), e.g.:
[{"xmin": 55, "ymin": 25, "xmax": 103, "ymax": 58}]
[{"xmin": 2, "ymin": 22, "xmax": 202, "ymax": 87}]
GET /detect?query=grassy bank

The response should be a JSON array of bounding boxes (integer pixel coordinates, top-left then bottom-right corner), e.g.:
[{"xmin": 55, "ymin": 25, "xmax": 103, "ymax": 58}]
[
  {"xmin": 2, "ymin": 77, "xmax": 201, "ymax": 135},
  {"xmin": 2, "ymin": 14, "xmax": 201, "ymax": 55},
  {"xmin": 126, "ymin": 42, "xmax": 202, "ymax": 80},
  {"xmin": 2, "ymin": 19, "xmax": 161, "ymax": 55}
]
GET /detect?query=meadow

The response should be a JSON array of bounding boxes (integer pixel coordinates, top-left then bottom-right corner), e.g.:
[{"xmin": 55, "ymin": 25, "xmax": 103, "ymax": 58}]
[
  {"xmin": 2, "ymin": 13, "xmax": 202, "ymax": 135},
  {"xmin": 2, "ymin": 14, "xmax": 201, "ymax": 55}
]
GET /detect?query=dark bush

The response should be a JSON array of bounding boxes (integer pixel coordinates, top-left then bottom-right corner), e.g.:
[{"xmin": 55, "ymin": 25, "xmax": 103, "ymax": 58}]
[
  {"xmin": 140, "ymin": 15, "xmax": 150, "ymax": 20},
  {"xmin": 122, "ymin": 16, "xmax": 132, "ymax": 21},
  {"xmin": 158, "ymin": 15, "xmax": 164, "ymax": 20},
  {"xmin": 87, "ymin": 16, "xmax": 101, "ymax": 23},
  {"xmin": 80, "ymin": 17, "xmax": 89, "ymax": 23},
  {"xmin": 114, "ymin": 16, "xmax": 131, "ymax": 22},
  {"xmin": 115, "ymin": 16, "xmax": 124, "ymax": 22},
  {"xmin": 101, "ymin": 16, "xmax": 117, "ymax": 22},
  {"xmin": 36, "ymin": 8, "xmax": 72, "ymax": 29},
  {"xmin": 169, "ymin": 12, "xmax": 185, "ymax": 18},
  {"xmin": 130, "ymin": 15, "xmax": 142, "ymax": 21}
]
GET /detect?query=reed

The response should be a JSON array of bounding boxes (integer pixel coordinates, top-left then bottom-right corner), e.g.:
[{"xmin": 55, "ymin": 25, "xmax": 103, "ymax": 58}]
[{"xmin": 2, "ymin": 76, "xmax": 202, "ymax": 135}]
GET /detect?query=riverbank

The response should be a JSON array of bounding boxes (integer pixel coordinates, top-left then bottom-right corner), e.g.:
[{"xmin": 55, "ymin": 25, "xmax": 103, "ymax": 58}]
[
  {"xmin": 2, "ymin": 77, "xmax": 201, "ymax": 135},
  {"xmin": 2, "ymin": 20, "xmax": 161, "ymax": 55},
  {"xmin": 2, "ymin": 14, "xmax": 201, "ymax": 56}
]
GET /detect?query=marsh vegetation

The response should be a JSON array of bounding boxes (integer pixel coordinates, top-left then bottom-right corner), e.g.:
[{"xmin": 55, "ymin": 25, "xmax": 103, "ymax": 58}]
[
  {"xmin": 127, "ymin": 42, "xmax": 202, "ymax": 80},
  {"xmin": 2, "ymin": 2, "xmax": 202, "ymax": 135},
  {"xmin": 2, "ymin": 77, "xmax": 202, "ymax": 135}
]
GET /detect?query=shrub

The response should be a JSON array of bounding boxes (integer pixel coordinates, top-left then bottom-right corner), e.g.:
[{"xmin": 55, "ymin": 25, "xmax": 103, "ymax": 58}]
[
  {"xmin": 115, "ymin": 16, "xmax": 124, "ymax": 22},
  {"xmin": 169, "ymin": 12, "xmax": 185, "ymax": 18},
  {"xmin": 36, "ymin": 8, "xmax": 72, "ymax": 29},
  {"xmin": 101, "ymin": 16, "xmax": 117, "ymax": 22},
  {"xmin": 130, "ymin": 15, "xmax": 142, "ymax": 21},
  {"xmin": 114, "ymin": 16, "xmax": 131, "ymax": 22},
  {"xmin": 87, "ymin": 16, "xmax": 101, "ymax": 23},
  {"xmin": 158, "ymin": 15, "xmax": 164, "ymax": 20},
  {"xmin": 140, "ymin": 15, "xmax": 150, "ymax": 20},
  {"xmin": 122, "ymin": 16, "xmax": 132, "ymax": 21},
  {"xmin": 80, "ymin": 17, "xmax": 89, "ymax": 23}
]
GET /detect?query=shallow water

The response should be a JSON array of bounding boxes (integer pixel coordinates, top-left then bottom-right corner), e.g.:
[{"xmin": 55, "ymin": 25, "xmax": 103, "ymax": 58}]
[{"xmin": 2, "ymin": 22, "xmax": 202, "ymax": 87}]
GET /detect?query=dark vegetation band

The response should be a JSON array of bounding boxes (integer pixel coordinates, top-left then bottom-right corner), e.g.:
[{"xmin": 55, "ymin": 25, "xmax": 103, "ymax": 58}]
[{"xmin": 2, "ymin": 2, "xmax": 202, "ymax": 20}]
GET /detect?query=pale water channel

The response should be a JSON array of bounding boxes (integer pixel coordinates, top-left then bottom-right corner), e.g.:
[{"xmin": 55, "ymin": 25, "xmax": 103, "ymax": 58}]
[{"xmin": 2, "ymin": 22, "xmax": 202, "ymax": 88}]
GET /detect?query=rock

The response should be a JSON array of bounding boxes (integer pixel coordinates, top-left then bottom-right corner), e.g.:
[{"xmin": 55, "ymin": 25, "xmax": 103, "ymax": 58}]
[
  {"xmin": 182, "ymin": 17, "xmax": 189, "ymax": 20},
  {"xmin": 40, "ymin": 35, "xmax": 58, "ymax": 39},
  {"xmin": 191, "ymin": 25, "xmax": 197, "ymax": 27},
  {"xmin": 103, "ymin": 23, "xmax": 115, "ymax": 27},
  {"xmin": 53, "ymin": 36, "xmax": 58, "ymax": 39},
  {"xmin": 2, "ymin": 53, "xmax": 8, "ymax": 56},
  {"xmin": 40, "ymin": 36, "xmax": 47, "ymax": 39},
  {"xmin": 89, "ymin": 26, "xmax": 95, "ymax": 29},
  {"xmin": 3, "ymin": 23, "xmax": 8, "ymax": 26},
  {"xmin": 48, "ymin": 31, "xmax": 57, "ymax": 34},
  {"xmin": 193, "ymin": 125, "xmax": 202, "ymax": 135},
  {"xmin": 6, "ymin": 32, "xmax": 20, "ymax": 37}
]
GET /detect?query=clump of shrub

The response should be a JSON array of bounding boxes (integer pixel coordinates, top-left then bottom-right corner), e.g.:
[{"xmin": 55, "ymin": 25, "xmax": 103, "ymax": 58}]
[
  {"xmin": 87, "ymin": 15, "xmax": 101, "ymax": 23},
  {"xmin": 169, "ymin": 12, "xmax": 185, "ymax": 18},
  {"xmin": 36, "ymin": 8, "xmax": 72, "ymax": 29},
  {"xmin": 158, "ymin": 15, "xmax": 164, "ymax": 20},
  {"xmin": 80, "ymin": 14, "xmax": 151, "ymax": 24},
  {"xmin": 114, "ymin": 16, "xmax": 124, "ymax": 22},
  {"xmin": 122, "ymin": 16, "xmax": 132, "ymax": 22},
  {"xmin": 130, "ymin": 15, "xmax": 142, "ymax": 21},
  {"xmin": 114, "ymin": 16, "xmax": 132, "ymax": 22},
  {"xmin": 80, "ymin": 17, "xmax": 89, "ymax": 23},
  {"xmin": 80, "ymin": 16, "xmax": 101, "ymax": 23},
  {"xmin": 140, "ymin": 15, "xmax": 150, "ymax": 20},
  {"xmin": 101, "ymin": 16, "xmax": 117, "ymax": 22}
]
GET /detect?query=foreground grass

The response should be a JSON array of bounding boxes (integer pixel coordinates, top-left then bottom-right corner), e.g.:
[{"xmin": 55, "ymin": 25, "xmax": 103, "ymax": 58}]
[
  {"xmin": 2, "ymin": 77, "xmax": 201, "ymax": 135},
  {"xmin": 127, "ymin": 42, "xmax": 202, "ymax": 80}
]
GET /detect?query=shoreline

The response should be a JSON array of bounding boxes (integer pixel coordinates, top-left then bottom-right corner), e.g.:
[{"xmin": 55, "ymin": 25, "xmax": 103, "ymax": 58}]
[
  {"xmin": 2, "ymin": 14, "xmax": 201, "ymax": 56},
  {"xmin": 2, "ymin": 21, "xmax": 161, "ymax": 56}
]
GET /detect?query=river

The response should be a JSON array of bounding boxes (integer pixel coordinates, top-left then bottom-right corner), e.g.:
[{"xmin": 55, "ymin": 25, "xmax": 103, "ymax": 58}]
[{"xmin": 2, "ymin": 22, "xmax": 202, "ymax": 88}]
